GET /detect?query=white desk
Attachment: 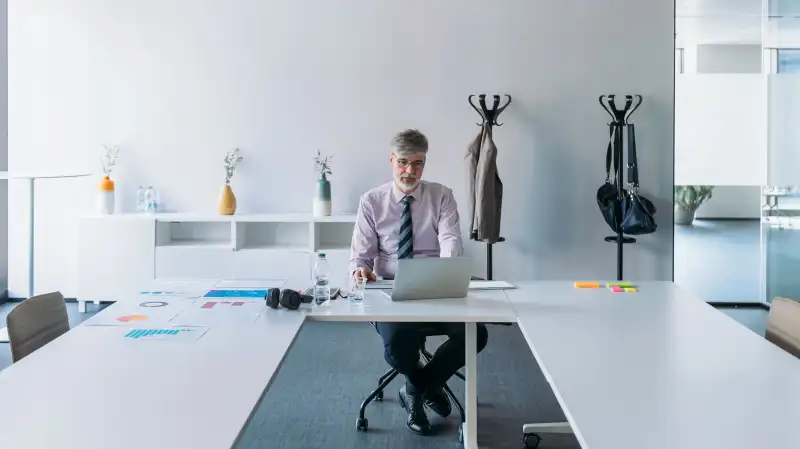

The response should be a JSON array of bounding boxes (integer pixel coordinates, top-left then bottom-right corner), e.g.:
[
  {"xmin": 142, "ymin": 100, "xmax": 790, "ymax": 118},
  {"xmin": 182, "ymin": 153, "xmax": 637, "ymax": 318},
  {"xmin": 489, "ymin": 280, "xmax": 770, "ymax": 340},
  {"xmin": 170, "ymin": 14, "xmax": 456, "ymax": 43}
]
[
  {"xmin": 0, "ymin": 309, "xmax": 306, "ymax": 449},
  {"xmin": 306, "ymin": 289, "xmax": 517, "ymax": 448},
  {"xmin": 508, "ymin": 281, "xmax": 800, "ymax": 449},
  {"xmin": 5, "ymin": 279, "xmax": 797, "ymax": 449},
  {"xmin": 0, "ymin": 284, "xmax": 516, "ymax": 449}
]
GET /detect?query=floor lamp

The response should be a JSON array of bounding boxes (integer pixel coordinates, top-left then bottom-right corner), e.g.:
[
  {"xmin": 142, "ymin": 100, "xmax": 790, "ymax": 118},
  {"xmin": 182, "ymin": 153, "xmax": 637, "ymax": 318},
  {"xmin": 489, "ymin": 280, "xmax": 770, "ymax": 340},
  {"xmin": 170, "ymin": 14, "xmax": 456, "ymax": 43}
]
[{"xmin": 0, "ymin": 172, "xmax": 90, "ymax": 342}]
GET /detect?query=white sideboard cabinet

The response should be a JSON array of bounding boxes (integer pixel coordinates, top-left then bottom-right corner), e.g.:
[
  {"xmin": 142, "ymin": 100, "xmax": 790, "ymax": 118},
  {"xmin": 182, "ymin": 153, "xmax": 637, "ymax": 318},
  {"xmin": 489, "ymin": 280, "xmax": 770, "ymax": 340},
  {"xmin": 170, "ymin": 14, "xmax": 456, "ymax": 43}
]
[{"xmin": 78, "ymin": 213, "xmax": 356, "ymax": 310}]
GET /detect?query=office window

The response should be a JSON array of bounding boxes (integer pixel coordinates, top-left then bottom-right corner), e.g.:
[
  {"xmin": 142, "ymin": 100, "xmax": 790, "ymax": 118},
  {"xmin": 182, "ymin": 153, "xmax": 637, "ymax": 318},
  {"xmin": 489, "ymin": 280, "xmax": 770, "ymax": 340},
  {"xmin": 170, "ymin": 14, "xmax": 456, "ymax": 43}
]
[{"xmin": 777, "ymin": 49, "xmax": 800, "ymax": 73}]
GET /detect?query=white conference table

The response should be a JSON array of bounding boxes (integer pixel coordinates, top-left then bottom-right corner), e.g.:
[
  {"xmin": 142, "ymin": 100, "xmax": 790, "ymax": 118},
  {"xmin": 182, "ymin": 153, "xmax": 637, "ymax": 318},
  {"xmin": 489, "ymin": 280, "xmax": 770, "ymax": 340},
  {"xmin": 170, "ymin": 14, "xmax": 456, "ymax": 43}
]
[
  {"xmin": 2, "ymin": 280, "xmax": 800, "ymax": 449},
  {"xmin": 0, "ymin": 284, "xmax": 515, "ymax": 449},
  {"xmin": 508, "ymin": 281, "xmax": 800, "ymax": 449}
]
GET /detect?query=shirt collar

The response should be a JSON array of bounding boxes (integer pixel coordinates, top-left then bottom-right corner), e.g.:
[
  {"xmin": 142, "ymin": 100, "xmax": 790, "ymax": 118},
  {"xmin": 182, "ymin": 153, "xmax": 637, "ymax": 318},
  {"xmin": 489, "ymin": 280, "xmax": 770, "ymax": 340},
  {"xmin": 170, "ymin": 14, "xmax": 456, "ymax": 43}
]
[{"xmin": 391, "ymin": 181, "xmax": 422, "ymax": 204}]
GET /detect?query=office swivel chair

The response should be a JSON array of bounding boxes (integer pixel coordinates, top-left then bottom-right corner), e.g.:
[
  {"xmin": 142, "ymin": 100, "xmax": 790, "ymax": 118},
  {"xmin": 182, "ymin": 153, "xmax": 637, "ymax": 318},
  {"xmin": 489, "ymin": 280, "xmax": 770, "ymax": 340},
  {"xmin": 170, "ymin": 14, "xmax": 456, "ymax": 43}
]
[
  {"xmin": 356, "ymin": 322, "xmax": 467, "ymax": 442},
  {"xmin": 356, "ymin": 321, "xmax": 514, "ymax": 443}
]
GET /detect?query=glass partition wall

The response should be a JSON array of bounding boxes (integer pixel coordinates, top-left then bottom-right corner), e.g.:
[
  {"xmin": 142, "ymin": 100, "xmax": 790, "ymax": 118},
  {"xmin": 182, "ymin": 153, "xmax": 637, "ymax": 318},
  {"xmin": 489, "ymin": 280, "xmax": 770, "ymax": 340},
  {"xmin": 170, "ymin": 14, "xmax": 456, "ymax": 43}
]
[
  {"xmin": 675, "ymin": 0, "xmax": 800, "ymax": 308},
  {"xmin": 763, "ymin": 0, "xmax": 800, "ymax": 304}
]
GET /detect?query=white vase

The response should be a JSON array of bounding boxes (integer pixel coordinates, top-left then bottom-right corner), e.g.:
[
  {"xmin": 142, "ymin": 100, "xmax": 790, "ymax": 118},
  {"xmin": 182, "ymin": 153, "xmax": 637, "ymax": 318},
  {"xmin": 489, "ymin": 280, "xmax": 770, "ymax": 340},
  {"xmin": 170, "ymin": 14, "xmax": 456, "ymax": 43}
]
[
  {"xmin": 313, "ymin": 198, "xmax": 331, "ymax": 217},
  {"xmin": 98, "ymin": 176, "xmax": 115, "ymax": 214},
  {"xmin": 99, "ymin": 190, "xmax": 115, "ymax": 214}
]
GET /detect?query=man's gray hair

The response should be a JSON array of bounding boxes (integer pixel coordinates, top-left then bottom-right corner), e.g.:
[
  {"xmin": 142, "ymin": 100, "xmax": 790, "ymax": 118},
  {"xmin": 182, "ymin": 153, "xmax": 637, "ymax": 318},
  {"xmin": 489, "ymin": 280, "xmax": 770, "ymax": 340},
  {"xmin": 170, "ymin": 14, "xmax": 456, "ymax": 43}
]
[{"xmin": 391, "ymin": 129, "xmax": 428, "ymax": 156}]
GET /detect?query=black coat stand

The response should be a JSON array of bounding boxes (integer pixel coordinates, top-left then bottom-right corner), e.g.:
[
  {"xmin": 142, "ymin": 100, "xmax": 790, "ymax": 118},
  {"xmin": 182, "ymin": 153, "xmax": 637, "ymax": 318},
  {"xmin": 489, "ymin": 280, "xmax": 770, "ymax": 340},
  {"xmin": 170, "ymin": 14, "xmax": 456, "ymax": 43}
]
[
  {"xmin": 468, "ymin": 94, "xmax": 511, "ymax": 280},
  {"xmin": 599, "ymin": 94, "xmax": 642, "ymax": 281}
]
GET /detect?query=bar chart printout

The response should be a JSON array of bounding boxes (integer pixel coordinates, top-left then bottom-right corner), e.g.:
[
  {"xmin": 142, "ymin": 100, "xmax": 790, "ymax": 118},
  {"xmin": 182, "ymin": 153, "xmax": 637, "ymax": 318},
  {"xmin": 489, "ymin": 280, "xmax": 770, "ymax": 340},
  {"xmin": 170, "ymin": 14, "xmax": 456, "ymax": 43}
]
[
  {"xmin": 170, "ymin": 301, "xmax": 265, "ymax": 327},
  {"xmin": 201, "ymin": 301, "xmax": 246, "ymax": 309},
  {"xmin": 122, "ymin": 327, "xmax": 208, "ymax": 342},
  {"xmin": 204, "ymin": 289, "xmax": 269, "ymax": 299}
]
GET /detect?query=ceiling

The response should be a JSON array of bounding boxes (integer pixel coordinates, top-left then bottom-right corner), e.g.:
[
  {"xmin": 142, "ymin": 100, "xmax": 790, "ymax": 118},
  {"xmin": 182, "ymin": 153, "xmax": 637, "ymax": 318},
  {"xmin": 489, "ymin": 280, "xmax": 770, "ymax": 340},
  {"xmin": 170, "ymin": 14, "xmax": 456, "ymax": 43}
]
[
  {"xmin": 677, "ymin": 0, "xmax": 763, "ymax": 17},
  {"xmin": 676, "ymin": 0, "xmax": 800, "ymax": 45},
  {"xmin": 676, "ymin": 0, "xmax": 800, "ymax": 17}
]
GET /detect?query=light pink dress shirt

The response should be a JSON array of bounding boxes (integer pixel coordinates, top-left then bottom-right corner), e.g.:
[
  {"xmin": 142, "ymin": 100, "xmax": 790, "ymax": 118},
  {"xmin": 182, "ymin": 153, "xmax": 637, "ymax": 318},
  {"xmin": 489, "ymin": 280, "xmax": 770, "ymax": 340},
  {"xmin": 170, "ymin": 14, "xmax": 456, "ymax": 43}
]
[{"xmin": 349, "ymin": 180, "xmax": 463, "ymax": 279}]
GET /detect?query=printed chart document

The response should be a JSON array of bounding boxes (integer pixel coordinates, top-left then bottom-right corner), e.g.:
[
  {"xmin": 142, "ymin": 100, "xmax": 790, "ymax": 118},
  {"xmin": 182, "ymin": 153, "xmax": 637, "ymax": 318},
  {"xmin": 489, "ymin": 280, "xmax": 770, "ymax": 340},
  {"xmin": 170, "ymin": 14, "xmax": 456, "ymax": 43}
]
[
  {"xmin": 204, "ymin": 289, "xmax": 270, "ymax": 299},
  {"xmin": 138, "ymin": 279, "xmax": 219, "ymax": 298},
  {"xmin": 212, "ymin": 279, "xmax": 286, "ymax": 289},
  {"xmin": 120, "ymin": 326, "xmax": 209, "ymax": 342},
  {"xmin": 82, "ymin": 299, "xmax": 187, "ymax": 327},
  {"xmin": 169, "ymin": 300, "xmax": 266, "ymax": 327}
]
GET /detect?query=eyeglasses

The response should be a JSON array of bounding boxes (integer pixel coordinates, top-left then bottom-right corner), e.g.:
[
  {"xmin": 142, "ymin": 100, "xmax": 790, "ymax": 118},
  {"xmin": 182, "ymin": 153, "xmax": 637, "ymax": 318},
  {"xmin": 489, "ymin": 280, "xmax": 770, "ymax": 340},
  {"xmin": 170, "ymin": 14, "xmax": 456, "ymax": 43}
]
[{"xmin": 395, "ymin": 159, "xmax": 425, "ymax": 169}]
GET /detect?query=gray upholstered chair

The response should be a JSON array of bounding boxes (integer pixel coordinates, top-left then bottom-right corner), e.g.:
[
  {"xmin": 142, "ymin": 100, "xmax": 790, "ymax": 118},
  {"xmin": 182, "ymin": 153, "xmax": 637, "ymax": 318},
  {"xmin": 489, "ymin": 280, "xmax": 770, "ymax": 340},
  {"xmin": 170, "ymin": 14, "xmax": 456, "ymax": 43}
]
[
  {"xmin": 766, "ymin": 297, "xmax": 800, "ymax": 358},
  {"xmin": 6, "ymin": 292, "xmax": 70, "ymax": 362}
]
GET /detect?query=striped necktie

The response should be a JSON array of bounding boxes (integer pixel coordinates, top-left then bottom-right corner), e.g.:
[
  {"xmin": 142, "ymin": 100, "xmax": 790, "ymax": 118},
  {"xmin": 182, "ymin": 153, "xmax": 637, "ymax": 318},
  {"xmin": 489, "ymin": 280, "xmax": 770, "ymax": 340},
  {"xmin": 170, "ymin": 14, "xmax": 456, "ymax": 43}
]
[{"xmin": 398, "ymin": 195, "xmax": 414, "ymax": 259}]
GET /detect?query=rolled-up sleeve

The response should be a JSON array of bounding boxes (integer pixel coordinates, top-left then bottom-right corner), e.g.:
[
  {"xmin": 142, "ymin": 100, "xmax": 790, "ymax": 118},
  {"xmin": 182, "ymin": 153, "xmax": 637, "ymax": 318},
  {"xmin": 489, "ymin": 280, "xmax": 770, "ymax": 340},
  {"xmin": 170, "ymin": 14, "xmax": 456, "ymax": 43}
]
[
  {"xmin": 438, "ymin": 188, "xmax": 463, "ymax": 257},
  {"xmin": 349, "ymin": 194, "xmax": 379, "ymax": 275}
]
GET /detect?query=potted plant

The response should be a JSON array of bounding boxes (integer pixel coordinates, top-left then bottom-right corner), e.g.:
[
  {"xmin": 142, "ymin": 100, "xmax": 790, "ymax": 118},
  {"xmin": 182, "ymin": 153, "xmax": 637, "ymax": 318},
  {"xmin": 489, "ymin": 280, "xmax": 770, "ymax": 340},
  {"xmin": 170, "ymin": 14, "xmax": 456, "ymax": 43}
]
[
  {"xmin": 218, "ymin": 148, "xmax": 243, "ymax": 215},
  {"xmin": 674, "ymin": 185, "xmax": 714, "ymax": 225},
  {"xmin": 313, "ymin": 149, "xmax": 333, "ymax": 216}
]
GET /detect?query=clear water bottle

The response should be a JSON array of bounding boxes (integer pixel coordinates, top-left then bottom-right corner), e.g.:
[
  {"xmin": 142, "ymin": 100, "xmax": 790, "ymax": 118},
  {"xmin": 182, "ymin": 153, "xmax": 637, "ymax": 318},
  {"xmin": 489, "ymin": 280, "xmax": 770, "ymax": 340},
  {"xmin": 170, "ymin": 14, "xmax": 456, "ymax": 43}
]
[
  {"xmin": 313, "ymin": 253, "xmax": 331, "ymax": 306},
  {"xmin": 145, "ymin": 186, "xmax": 155, "ymax": 213},
  {"xmin": 135, "ymin": 186, "xmax": 145, "ymax": 212}
]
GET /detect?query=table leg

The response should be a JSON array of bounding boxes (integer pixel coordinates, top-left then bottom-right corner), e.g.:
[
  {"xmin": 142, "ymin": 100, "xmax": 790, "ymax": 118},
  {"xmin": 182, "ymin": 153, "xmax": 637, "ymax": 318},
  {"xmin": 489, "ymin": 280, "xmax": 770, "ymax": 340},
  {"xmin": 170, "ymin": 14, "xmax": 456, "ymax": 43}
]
[
  {"xmin": 28, "ymin": 178, "xmax": 35, "ymax": 299},
  {"xmin": 463, "ymin": 322, "xmax": 478, "ymax": 449}
]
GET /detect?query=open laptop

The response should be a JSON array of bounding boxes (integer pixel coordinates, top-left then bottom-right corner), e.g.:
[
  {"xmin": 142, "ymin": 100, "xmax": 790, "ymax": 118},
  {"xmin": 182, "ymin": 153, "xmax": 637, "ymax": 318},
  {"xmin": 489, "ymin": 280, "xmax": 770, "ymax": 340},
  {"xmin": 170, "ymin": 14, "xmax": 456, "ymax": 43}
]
[{"xmin": 376, "ymin": 257, "xmax": 471, "ymax": 301}]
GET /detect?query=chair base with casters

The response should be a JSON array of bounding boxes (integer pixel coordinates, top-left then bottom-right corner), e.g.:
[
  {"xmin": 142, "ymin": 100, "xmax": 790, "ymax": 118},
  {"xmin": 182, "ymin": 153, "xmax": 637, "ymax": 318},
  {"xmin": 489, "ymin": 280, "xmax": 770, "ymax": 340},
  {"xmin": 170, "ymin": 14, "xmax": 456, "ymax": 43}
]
[{"xmin": 356, "ymin": 340, "xmax": 467, "ymax": 443}]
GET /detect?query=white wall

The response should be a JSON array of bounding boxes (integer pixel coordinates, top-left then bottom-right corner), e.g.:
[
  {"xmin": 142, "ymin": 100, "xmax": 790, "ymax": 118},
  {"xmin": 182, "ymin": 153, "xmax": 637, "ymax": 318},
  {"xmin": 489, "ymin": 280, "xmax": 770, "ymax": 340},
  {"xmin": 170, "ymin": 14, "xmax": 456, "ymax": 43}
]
[
  {"xmin": 8, "ymin": 0, "xmax": 675, "ymax": 297},
  {"xmin": 685, "ymin": 44, "xmax": 764, "ymax": 220},
  {"xmin": 675, "ymin": 44, "xmax": 766, "ymax": 219},
  {"xmin": 675, "ymin": 75, "xmax": 766, "ymax": 187},
  {"xmin": 768, "ymin": 75, "xmax": 800, "ymax": 187},
  {"xmin": 0, "ymin": 0, "xmax": 7, "ymax": 296}
]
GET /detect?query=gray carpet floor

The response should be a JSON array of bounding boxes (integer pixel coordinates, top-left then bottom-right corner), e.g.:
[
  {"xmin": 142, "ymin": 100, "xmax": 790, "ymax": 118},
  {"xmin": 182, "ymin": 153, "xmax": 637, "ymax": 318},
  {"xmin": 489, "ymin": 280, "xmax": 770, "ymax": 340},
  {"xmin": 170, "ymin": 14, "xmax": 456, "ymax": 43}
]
[
  {"xmin": 235, "ymin": 321, "xmax": 577, "ymax": 449},
  {"xmin": 0, "ymin": 301, "xmax": 770, "ymax": 449}
]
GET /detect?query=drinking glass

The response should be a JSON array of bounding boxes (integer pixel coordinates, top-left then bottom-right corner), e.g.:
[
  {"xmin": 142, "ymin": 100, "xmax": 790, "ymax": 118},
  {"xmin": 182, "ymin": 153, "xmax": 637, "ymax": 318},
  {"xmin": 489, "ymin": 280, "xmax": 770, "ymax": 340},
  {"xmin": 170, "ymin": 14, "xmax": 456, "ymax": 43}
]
[{"xmin": 349, "ymin": 277, "xmax": 366, "ymax": 303}]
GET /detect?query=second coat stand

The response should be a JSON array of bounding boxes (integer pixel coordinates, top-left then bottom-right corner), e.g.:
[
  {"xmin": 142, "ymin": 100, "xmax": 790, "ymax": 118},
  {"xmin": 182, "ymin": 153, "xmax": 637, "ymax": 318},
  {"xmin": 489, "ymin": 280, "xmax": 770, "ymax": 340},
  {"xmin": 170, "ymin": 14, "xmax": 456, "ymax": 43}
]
[{"xmin": 599, "ymin": 94, "xmax": 642, "ymax": 281}]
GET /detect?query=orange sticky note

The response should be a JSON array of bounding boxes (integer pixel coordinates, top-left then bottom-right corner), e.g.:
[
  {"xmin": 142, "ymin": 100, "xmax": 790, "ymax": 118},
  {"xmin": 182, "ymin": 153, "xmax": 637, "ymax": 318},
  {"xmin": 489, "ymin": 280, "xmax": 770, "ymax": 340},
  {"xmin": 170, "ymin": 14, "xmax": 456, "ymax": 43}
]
[{"xmin": 574, "ymin": 282, "xmax": 600, "ymax": 289}]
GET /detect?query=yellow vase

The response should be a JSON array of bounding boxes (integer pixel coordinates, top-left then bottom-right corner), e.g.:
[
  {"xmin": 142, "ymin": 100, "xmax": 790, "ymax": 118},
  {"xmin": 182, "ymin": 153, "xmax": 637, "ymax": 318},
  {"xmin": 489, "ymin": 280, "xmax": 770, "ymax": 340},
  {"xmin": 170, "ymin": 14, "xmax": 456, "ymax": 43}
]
[{"xmin": 218, "ymin": 183, "xmax": 236, "ymax": 215}]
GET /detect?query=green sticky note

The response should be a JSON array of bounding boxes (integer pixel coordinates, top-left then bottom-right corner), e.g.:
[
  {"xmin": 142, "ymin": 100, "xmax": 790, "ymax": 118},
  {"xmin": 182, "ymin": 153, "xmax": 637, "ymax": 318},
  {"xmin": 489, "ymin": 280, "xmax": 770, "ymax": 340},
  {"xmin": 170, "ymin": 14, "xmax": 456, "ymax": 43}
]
[{"xmin": 606, "ymin": 281, "xmax": 633, "ymax": 288}]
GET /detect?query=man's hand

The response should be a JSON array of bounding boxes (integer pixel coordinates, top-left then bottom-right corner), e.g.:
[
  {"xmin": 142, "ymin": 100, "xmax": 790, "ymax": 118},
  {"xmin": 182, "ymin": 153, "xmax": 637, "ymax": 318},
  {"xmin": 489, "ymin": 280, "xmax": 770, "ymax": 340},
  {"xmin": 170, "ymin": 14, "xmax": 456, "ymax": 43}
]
[{"xmin": 354, "ymin": 267, "xmax": 377, "ymax": 282}]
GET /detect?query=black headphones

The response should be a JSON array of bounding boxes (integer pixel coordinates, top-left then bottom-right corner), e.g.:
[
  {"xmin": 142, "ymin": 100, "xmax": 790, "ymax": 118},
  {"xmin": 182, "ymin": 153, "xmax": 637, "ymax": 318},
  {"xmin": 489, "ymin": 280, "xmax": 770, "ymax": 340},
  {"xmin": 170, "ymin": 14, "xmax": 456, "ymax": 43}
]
[{"xmin": 265, "ymin": 288, "xmax": 313, "ymax": 310}]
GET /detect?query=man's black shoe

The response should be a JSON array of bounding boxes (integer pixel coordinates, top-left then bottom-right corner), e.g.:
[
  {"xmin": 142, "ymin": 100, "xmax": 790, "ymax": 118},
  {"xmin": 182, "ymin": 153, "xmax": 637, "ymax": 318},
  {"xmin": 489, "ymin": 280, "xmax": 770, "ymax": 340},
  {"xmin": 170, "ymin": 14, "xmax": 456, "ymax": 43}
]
[
  {"xmin": 398, "ymin": 385, "xmax": 432, "ymax": 436},
  {"xmin": 423, "ymin": 385, "xmax": 452, "ymax": 418}
]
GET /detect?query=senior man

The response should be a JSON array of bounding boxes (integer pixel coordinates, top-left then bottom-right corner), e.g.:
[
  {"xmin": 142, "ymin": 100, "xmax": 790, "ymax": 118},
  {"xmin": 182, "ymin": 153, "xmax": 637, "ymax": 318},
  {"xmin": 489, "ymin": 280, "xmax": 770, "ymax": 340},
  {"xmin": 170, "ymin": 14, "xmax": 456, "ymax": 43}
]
[{"xmin": 349, "ymin": 129, "xmax": 489, "ymax": 436}]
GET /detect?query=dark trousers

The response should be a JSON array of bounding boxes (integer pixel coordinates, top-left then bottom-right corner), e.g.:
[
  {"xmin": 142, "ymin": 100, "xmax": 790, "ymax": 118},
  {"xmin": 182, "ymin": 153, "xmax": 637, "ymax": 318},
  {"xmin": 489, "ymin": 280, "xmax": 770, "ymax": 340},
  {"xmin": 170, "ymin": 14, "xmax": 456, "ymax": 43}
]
[{"xmin": 376, "ymin": 322, "xmax": 489, "ymax": 393}]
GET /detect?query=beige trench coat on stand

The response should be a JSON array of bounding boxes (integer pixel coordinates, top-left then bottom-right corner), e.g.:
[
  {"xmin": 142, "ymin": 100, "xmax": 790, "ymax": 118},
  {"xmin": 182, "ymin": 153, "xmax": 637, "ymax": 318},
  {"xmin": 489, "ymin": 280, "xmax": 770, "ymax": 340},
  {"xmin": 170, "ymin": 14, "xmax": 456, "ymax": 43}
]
[{"xmin": 466, "ymin": 122, "xmax": 503, "ymax": 244}]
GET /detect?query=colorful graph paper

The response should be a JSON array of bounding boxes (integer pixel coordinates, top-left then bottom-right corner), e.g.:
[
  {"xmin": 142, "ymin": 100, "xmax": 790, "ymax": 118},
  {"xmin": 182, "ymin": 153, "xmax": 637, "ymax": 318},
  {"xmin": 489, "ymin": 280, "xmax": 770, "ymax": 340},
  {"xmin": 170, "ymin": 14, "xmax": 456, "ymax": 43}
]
[
  {"xmin": 203, "ymin": 289, "xmax": 268, "ymax": 299},
  {"xmin": 124, "ymin": 329, "xmax": 184, "ymax": 339},
  {"xmin": 200, "ymin": 301, "xmax": 246, "ymax": 309},
  {"xmin": 122, "ymin": 327, "xmax": 207, "ymax": 341}
]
